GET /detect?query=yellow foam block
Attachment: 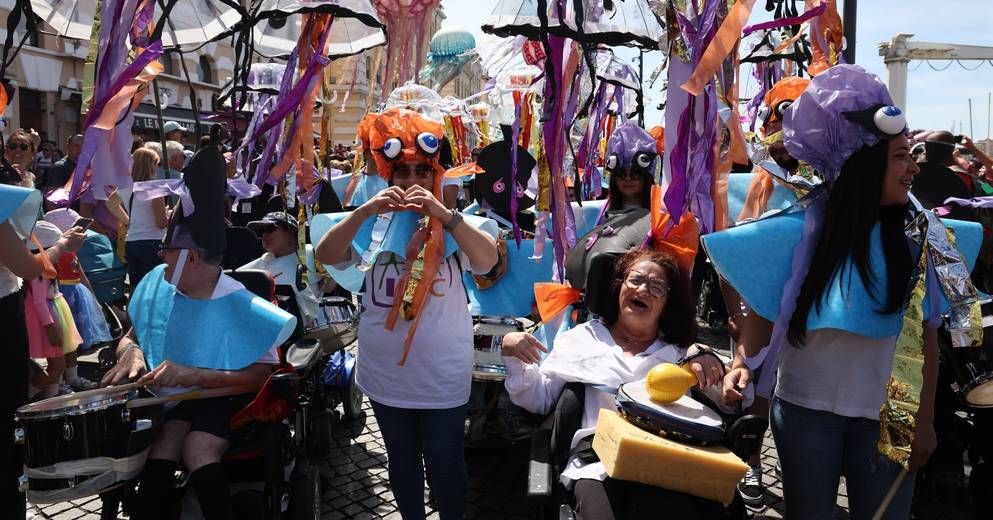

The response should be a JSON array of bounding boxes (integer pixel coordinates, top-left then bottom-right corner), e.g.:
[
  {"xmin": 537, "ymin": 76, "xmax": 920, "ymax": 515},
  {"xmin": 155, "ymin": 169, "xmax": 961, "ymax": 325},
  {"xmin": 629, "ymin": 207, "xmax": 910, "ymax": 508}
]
[{"xmin": 592, "ymin": 409, "xmax": 749, "ymax": 505}]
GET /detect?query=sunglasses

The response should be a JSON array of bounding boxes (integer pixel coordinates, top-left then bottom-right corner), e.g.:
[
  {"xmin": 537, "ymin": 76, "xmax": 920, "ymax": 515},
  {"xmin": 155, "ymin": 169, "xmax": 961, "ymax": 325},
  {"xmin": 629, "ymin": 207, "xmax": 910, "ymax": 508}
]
[
  {"xmin": 392, "ymin": 163, "xmax": 434, "ymax": 180},
  {"xmin": 614, "ymin": 169, "xmax": 646, "ymax": 181},
  {"xmin": 156, "ymin": 243, "xmax": 184, "ymax": 258},
  {"xmin": 6, "ymin": 142, "xmax": 30, "ymax": 151}
]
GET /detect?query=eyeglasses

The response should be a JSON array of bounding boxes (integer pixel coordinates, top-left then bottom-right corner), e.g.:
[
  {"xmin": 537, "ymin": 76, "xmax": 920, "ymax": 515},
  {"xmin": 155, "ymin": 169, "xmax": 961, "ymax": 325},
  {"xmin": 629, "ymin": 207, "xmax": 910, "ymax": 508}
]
[
  {"xmin": 624, "ymin": 272, "xmax": 669, "ymax": 298},
  {"xmin": 392, "ymin": 163, "xmax": 434, "ymax": 180},
  {"xmin": 156, "ymin": 243, "xmax": 184, "ymax": 258},
  {"xmin": 6, "ymin": 142, "xmax": 29, "ymax": 151}
]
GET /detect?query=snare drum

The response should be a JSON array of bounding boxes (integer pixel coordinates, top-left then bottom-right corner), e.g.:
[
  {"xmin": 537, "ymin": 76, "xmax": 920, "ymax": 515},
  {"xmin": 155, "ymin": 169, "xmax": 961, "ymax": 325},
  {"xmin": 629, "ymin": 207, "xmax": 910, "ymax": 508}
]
[
  {"xmin": 940, "ymin": 298, "xmax": 993, "ymax": 408},
  {"xmin": 616, "ymin": 380, "xmax": 725, "ymax": 446},
  {"xmin": 14, "ymin": 386, "xmax": 161, "ymax": 503},
  {"xmin": 472, "ymin": 317, "xmax": 524, "ymax": 381},
  {"xmin": 308, "ymin": 296, "xmax": 358, "ymax": 353}
]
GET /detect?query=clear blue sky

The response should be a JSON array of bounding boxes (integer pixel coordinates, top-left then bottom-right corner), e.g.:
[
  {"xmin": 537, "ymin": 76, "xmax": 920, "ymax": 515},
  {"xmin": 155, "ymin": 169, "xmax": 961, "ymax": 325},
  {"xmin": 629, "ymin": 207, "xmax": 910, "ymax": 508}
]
[{"xmin": 441, "ymin": 0, "xmax": 993, "ymax": 139}]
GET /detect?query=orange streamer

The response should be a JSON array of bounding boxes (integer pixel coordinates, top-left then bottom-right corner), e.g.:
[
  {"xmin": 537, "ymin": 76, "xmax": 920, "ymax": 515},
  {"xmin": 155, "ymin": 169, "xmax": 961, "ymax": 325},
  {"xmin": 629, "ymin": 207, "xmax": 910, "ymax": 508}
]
[
  {"xmin": 681, "ymin": 0, "xmax": 757, "ymax": 96},
  {"xmin": 534, "ymin": 282, "xmax": 582, "ymax": 323}
]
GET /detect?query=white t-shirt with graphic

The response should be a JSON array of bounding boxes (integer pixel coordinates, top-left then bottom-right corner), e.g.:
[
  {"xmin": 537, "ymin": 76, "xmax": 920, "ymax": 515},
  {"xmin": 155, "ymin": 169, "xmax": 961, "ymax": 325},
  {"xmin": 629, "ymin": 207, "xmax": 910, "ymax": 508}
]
[{"xmin": 339, "ymin": 248, "xmax": 475, "ymax": 409}]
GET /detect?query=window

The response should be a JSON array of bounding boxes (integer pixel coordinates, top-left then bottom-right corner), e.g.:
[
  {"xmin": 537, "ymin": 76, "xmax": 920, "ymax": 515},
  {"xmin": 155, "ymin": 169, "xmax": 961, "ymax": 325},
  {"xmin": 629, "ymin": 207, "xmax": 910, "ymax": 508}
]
[
  {"xmin": 160, "ymin": 56, "xmax": 174, "ymax": 76},
  {"xmin": 198, "ymin": 56, "xmax": 213, "ymax": 84}
]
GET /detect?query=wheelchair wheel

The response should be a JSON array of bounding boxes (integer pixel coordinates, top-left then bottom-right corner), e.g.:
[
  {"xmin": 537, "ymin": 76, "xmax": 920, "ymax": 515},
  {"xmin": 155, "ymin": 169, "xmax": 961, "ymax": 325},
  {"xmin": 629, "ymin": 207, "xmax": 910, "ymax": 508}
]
[
  {"xmin": 290, "ymin": 459, "xmax": 322, "ymax": 520},
  {"xmin": 342, "ymin": 366, "xmax": 364, "ymax": 420}
]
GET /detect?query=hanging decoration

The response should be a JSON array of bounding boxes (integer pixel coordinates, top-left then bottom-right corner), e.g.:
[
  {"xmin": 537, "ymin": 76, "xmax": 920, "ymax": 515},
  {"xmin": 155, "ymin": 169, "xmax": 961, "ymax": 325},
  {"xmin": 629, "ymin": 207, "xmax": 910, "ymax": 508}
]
[{"xmin": 371, "ymin": 0, "xmax": 443, "ymax": 100}]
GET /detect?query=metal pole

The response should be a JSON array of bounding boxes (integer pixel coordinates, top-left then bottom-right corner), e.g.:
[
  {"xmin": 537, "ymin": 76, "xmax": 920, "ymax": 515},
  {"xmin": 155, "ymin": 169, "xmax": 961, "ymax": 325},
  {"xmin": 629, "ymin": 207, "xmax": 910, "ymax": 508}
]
[
  {"xmin": 843, "ymin": 0, "xmax": 857, "ymax": 64},
  {"xmin": 969, "ymin": 98, "xmax": 974, "ymax": 137},
  {"xmin": 987, "ymin": 91, "xmax": 990, "ymax": 140}
]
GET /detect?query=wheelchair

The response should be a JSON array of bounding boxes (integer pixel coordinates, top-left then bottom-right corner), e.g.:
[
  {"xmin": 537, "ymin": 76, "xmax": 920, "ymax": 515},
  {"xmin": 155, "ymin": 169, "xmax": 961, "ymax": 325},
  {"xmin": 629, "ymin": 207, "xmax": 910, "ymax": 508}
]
[
  {"xmin": 97, "ymin": 267, "xmax": 357, "ymax": 520},
  {"xmin": 523, "ymin": 252, "xmax": 767, "ymax": 520}
]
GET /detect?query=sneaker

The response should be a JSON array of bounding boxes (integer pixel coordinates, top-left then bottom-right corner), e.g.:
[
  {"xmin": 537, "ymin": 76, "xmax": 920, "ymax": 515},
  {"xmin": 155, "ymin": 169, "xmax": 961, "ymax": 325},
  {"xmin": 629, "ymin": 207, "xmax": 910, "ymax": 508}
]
[
  {"xmin": 69, "ymin": 376, "xmax": 99, "ymax": 391},
  {"xmin": 737, "ymin": 465, "xmax": 764, "ymax": 506}
]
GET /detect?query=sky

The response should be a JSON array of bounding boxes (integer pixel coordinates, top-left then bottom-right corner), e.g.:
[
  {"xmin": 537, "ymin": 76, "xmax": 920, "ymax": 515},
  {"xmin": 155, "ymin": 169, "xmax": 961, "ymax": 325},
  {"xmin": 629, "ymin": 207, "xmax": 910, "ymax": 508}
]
[{"xmin": 440, "ymin": 0, "xmax": 993, "ymax": 139}]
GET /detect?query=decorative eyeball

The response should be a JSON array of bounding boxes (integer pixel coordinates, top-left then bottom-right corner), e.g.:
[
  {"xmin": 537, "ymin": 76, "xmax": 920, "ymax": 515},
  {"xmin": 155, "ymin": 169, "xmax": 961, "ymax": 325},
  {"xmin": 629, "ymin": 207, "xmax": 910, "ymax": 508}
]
[
  {"xmin": 634, "ymin": 152, "xmax": 654, "ymax": 169},
  {"xmin": 492, "ymin": 178, "xmax": 505, "ymax": 194},
  {"xmin": 774, "ymin": 100, "xmax": 793, "ymax": 118},
  {"xmin": 873, "ymin": 105, "xmax": 906, "ymax": 136},
  {"xmin": 416, "ymin": 132, "xmax": 440, "ymax": 155},
  {"xmin": 381, "ymin": 138, "xmax": 403, "ymax": 160},
  {"xmin": 757, "ymin": 105, "xmax": 771, "ymax": 123},
  {"xmin": 605, "ymin": 154, "xmax": 619, "ymax": 171}
]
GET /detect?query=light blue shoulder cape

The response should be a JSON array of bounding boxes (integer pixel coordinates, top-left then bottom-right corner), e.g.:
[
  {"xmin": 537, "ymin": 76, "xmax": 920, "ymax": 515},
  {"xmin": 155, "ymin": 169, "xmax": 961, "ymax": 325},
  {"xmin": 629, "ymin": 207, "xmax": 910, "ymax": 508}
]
[
  {"xmin": 0, "ymin": 184, "xmax": 42, "ymax": 239},
  {"xmin": 726, "ymin": 172, "xmax": 798, "ymax": 223},
  {"xmin": 701, "ymin": 212, "xmax": 982, "ymax": 337},
  {"xmin": 129, "ymin": 265, "xmax": 296, "ymax": 370},
  {"xmin": 464, "ymin": 239, "xmax": 555, "ymax": 317},
  {"xmin": 309, "ymin": 210, "xmax": 498, "ymax": 293}
]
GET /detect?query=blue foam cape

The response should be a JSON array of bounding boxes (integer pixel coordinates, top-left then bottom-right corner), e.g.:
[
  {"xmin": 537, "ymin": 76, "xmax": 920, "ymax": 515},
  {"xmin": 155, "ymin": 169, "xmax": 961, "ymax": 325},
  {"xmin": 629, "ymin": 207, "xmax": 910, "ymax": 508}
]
[
  {"xmin": 0, "ymin": 184, "xmax": 41, "ymax": 239},
  {"xmin": 129, "ymin": 265, "xmax": 296, "ymax": 370},
  {"xmin": 464, "ymin": 239, "xmax": 554, "ymax": 317},
  {"xmin": 309, "ymin": 210, "xmax": 497, "ymax": 293},
  {"xmin": 701, "ymin": 212, "xmax": 982, "ymax": 337},
  {"xmin": 572, "ymin": 199, "xmax": 608, "ymax": 238},
  {"xmin": 726, "ymin": 172, "xmax": 797, "ymax": 223}
]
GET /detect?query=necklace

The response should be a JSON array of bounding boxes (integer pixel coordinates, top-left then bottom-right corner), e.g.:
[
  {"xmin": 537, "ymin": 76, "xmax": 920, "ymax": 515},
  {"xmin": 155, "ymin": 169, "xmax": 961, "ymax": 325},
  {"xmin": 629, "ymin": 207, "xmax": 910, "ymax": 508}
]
[{"xmin": 611, "ymin": 327, "xmax": 656, "ymax": 351}]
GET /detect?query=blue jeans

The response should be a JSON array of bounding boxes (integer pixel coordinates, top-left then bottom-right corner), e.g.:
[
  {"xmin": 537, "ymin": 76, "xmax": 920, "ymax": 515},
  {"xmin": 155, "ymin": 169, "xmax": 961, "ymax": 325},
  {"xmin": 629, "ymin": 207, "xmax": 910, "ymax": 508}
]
[
  {"xmin": 370, "ymin": 401, "xmax": 467, "ymax": 520},
  {"xmin": 770, "ymin": 397, "xmax": 916, "ymax": 520}
]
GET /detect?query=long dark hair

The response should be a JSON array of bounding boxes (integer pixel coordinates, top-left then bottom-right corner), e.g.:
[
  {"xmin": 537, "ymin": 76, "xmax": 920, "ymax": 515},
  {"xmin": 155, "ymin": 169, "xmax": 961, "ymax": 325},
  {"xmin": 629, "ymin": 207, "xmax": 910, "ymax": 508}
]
[
  {"xmin": 607, "ymin": 169, "xmax": 652, "ymax": 211},
  {"xmin": 600, "ymin": 249, "xmax": 698, "ymax": 348},
  {"xmin": 787, "ymin": 139, "xmax": 912, "ymax": 346}
]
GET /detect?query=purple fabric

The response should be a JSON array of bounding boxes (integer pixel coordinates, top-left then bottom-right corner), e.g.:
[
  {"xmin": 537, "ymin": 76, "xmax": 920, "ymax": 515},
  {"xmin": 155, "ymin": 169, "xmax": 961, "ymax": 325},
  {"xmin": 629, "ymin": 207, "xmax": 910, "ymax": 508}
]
[
  {"xmin": 606, "ymin": 123, "xmax": 657, "ymax": 171},
  {"xmin": 132, "ymin": 179, "xmax": 194, "ymax": 217},
  {"xmin": 782, "ymin": 65, "xmax": 895, "ymax": 181},
  {"xmin": 226, "ymin": 177, "xmax": 262, "ymax": 200},
  {"xmin": 510, "ymin": 95, "xmax": 523, "ymax": 245},
  {"xmin": 943, "ymin": 195, "xmax": 993, "ymax": 208},
  {"xmin": 742, "ymin": 3, "xmax": 827, "ymax": 36},
  {"xmin": 757, "ymin": 196, "xmax": 825, "ymax": 398}
]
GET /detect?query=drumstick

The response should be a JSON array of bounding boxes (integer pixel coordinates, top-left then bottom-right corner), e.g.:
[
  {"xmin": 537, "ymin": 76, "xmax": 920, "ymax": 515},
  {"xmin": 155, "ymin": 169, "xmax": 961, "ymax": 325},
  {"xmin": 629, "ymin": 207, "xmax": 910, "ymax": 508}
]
[
  {"xmin": 871, "ymin": 468, "xmax": 908, "ymax": 520},
  {"xmin": 126, "ymin": 382, "xmax": 262, "ymax": 409}
]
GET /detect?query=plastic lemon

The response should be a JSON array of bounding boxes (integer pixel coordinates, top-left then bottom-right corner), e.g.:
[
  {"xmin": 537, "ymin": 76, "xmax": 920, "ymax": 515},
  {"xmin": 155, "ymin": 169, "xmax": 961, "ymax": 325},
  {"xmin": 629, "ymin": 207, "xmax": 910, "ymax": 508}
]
[{"xmin": 645, "ymin": 363, "xmax": 697, "ymax": 404}]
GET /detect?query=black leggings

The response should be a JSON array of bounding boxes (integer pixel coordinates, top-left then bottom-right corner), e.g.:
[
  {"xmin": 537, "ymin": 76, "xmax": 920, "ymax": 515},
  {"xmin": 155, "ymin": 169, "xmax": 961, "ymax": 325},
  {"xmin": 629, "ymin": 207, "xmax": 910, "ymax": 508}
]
[
  {"xmin": 1, "ymin": 290, "xmax": 28, "ymax": 519},
  {"xmin": 574, "ymin": 478, "xmax": 728, "ymax": 520}
]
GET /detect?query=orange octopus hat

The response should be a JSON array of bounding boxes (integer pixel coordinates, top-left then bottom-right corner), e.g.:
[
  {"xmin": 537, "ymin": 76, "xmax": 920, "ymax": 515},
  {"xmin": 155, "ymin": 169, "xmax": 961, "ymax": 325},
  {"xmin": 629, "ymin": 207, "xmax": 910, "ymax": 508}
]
[
  {"xmin": 368, "ymin": 108, "xmax": 446, "ymax": 185},
  {"xmin": 759, "ymin": 76, "xmax": 810, "ymax": 134}
]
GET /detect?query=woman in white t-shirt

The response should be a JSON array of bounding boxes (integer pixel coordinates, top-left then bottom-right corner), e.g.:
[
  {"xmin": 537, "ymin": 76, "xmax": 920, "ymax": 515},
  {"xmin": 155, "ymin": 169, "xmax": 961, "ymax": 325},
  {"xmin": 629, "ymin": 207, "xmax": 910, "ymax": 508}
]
[
  {"xmin": 125, "ymin": 148, "xmax": 168, "ymax": 286},
  {"xmin": 316, "ymin": 109, "xmax": 496, "ymax": 520},
  {"xmin": 716, "ymin": 66, "xmax": 942, "ymax": 519}
]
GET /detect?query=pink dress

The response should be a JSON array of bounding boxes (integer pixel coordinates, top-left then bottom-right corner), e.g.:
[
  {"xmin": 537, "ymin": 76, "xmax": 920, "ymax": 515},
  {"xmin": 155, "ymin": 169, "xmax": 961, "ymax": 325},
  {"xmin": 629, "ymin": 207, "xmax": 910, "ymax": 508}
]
[{"xmin": 24, "ymin": 276, "xmax": 82, "ymax": 359}]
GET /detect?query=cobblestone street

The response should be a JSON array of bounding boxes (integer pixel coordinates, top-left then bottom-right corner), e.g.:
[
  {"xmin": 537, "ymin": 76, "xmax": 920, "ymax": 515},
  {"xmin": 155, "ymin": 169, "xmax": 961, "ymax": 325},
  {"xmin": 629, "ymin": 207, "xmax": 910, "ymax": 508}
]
[{"xmin": 34, "ymin": 325, "xmax": 852, "ymax": 519}]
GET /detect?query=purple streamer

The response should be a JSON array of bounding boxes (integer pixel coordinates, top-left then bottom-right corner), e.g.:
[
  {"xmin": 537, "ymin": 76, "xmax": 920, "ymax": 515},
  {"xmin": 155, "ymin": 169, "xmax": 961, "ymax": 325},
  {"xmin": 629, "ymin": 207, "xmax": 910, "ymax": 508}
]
[
  {"xmin": 742, "ymin": 3, "xmax": 827, "ymax": 36},
  {"xmin": 757, "ymin": 196, "xmax": 825, "ymax": 398},
  {"xmin": 510, "ymin": 97, "xmax": 523, "ymax": 246},
  {"xmin": 226, "ymin": 177, "xmax": 262, "ymax": 200},
  {"xmin": 132, "ymin": 179, "xmax": 195, "ymax": 216}
]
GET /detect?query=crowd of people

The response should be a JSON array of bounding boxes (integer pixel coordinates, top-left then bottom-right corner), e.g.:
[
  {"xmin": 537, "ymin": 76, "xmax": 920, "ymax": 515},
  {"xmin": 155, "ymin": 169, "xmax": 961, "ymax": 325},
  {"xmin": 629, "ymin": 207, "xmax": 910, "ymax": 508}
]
[{"xmin": 2, "ymin": 63, "xmax": 992, "ymax": 520}]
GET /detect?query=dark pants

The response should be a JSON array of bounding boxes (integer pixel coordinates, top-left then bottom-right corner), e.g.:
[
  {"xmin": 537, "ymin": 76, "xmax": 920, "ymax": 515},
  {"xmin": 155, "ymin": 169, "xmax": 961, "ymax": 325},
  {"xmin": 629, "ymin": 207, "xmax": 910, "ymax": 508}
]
[
  {"xmin": 771, "ymin": 397, "xmax": 915, "ymax": 519},
  {"xmin": 574, "ymin": 478, "xmax": 728, "ymax": 520},
  {"xmin": 1, "ymin": 290, "xmax": 29, "ymax": 518},
  {"xmin": 125, "ymin": 240, "xmax": 162, "ymax": 288},
  {"xmin": 370, "ymin": 400, "xmax": 467, "ymax": 520}
]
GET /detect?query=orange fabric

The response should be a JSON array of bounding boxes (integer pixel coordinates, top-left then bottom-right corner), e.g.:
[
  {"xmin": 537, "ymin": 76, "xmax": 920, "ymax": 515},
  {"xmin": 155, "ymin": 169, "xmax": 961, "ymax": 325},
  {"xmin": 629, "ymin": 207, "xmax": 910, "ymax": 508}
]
[
  {"xmin": 444, "ymin": 162, "xmax": 484, "ymax": 178},
  {"xmin": 648, "ymin": 126, "xmax": 665, "ymax": 155},
  {"xmin": 534, "ymin": 282, "xmax": 582, "ymax": 323},
  {"xmin": 650, "ymin": 186, "xmax": 700, "ymax": 274},
  {"xmin": 230, "ymin": 367, "xmax": 295, "ymax": 430},
  {"xmin": 680, "ymin": 0, "xmax": 757, "ymax": 96},
  {"xmin": 738, "ymin": 168, "xmax": 776, "ymax": 222},
  {"xmin": 807, "ymin": 0, "xmax": 843, "ymax": 77},
  {"xmin": 0, "ymin": 85, "xmax": 7, "ymax": 116},
  {"xmin": 31, "ymin": 236, "xmax": 58, "ymax": 280}
]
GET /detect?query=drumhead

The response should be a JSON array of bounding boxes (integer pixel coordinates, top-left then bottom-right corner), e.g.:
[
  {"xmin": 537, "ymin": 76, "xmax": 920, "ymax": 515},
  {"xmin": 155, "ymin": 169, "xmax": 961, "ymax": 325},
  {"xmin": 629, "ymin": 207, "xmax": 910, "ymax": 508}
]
[
  {"xmin": 474, "ymin": 316, "xmax": 522, "ymax": 336},
  {"xmin": 16, "ymin": 386, "xmax": 137, "ymax": 419},
  {"xmin": 966, "ymin": 378, "xmax": 993, "ymax": 408},
  {"xmin": 619, "ymin": 381, "xmax": 723, "ymax": 429}
]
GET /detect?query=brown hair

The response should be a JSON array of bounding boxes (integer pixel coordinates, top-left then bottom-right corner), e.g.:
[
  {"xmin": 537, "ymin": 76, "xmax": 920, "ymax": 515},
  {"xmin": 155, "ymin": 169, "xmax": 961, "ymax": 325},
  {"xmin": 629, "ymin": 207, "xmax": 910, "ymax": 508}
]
[
  {"xmin": 131, "ymin": 147, "xmax": 160, "ymax": 182},
  {"xmin": 8, "ymin": 129, "xmax": 36, "ymax": 151},
  {"xmin": 599, "ymin": 248, "xmax": 697, "ymax": 348}
]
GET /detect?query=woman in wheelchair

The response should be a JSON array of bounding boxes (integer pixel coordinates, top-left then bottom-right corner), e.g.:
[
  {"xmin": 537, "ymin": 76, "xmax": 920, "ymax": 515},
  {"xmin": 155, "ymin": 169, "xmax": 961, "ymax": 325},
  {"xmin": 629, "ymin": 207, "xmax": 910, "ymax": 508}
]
[{"xmin": 501, "ymin": 248, "xmax": 741, "ymax": 519}]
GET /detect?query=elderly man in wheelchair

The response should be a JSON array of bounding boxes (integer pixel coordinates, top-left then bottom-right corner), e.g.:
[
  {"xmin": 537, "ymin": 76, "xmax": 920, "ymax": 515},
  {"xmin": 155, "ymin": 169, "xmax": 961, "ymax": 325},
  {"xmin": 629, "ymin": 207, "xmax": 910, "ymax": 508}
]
[{"xmin": 501, "ymin": 249, "xmax": 764, "ymax": 520}]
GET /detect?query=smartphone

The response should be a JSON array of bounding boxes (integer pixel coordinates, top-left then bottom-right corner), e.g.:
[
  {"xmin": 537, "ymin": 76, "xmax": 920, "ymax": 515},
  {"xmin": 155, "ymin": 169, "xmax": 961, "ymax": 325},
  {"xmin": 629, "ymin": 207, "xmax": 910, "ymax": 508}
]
[
  {"xmin": 72, "ymin": 217, "xmax": 94, "ymax": 230},
  {"xmin": 956, "ymin": 134, "xmax": 967, "ymax": 144}
]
